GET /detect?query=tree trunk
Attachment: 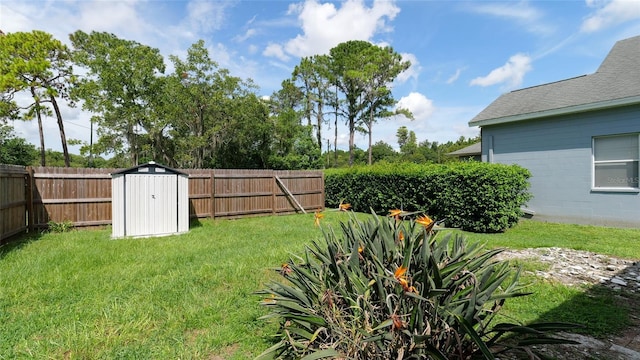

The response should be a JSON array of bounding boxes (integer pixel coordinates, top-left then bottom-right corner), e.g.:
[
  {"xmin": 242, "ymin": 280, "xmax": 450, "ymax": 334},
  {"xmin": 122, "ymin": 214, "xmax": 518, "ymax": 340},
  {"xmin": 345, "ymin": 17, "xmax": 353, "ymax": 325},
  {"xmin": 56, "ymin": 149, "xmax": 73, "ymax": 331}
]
[
  {"xmin": 367, "ymin": 127, "xmax": 372, "ymax": 165},
  {"xmin": 49, "ymin": 94, "xmax": 70, "ymax": 167},
  {"xmin": 368, "ymin": 107, "xmax": 373, "ymax": 165},
  {"xmin": 334, "ymin": 116, "xmax": 337, "ymax": 167},
  {"xmin": 30, "ymin": 86, "xmax": 46, "ymax": 166},
  {"xmin": 128, "ymin": 124, "xmax": 138, "ymax": 166},
  {"xmin": 316, "ymin": 97, "xmax": 323, "ymax": 153},
  {"xmin": 334, "ymin": 88, "xmax": 338, "ymax": 167},
  {"xmin": 348, "ymin": 116, "xmax": 355, "ymax": 166}
]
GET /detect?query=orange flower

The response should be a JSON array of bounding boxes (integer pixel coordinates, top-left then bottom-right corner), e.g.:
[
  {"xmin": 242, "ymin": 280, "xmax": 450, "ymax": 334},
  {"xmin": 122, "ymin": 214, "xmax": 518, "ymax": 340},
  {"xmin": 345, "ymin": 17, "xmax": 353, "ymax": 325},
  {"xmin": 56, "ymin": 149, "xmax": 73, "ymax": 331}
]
[
  {"xmin": 416, "ymin": 214, "xmax": 434, "ymax": 228},
  {"xmin": 394, "ymin": 265, "xmax": 417, "ymax": 293},
  {"xmin": 388, "ymin": 209, "xmax": 402, "ymax": 218},
  {"xmin": 280, "ymin": 263, "xmax": 292, "ymax": 276},
  {"xmin": 391, "ymin": 313, "xmax": 406, "ymax": 330},
  {"xmin": 314, "ymin": 210, "xmax": 324, "ymax": 227},
  {"xmin": 358, "ymin": 245, "xmax": 364, "ymax": 254},
  {"xmin": 398, "ymin": 230, "xmax": 405, "ymax": 242},
  {"xmin": 394, "ymin": 265, "xmax": 408, "ymax": 280},
  {"xmin": 338, "ymin": 201, "xmax": 351, "ymax": 212}
]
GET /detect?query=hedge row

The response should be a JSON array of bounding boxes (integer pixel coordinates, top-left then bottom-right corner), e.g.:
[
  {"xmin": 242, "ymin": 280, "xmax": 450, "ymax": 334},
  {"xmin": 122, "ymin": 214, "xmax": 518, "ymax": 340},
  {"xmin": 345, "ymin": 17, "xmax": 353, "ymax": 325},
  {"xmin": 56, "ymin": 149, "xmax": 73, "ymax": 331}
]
[{"xmin": 324, "ymin": 162, "xmax": 532, "ymax": 233}]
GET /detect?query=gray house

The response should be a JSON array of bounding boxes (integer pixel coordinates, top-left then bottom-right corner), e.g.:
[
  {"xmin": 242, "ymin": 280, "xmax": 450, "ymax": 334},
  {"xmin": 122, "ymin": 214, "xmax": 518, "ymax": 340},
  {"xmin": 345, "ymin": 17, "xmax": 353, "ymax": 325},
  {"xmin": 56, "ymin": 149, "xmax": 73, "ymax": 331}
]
[
  {"xmin": 446, "ymin": 142, "xmax": 481, "ymax": 161},
  {"xmin": 469, "ymin": 35, "xmax": 640, "ymax": 227}
]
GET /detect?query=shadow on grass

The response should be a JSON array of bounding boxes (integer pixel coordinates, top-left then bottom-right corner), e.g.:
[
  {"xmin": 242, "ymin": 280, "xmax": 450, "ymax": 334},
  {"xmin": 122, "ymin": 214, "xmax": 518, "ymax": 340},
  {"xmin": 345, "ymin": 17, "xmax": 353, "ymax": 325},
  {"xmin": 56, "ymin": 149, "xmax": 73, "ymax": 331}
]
[
  {"xmin": 0, "ymin": 231, "xmax": 44, "ymax": 260},
  {"xmin": 538, "ymin": 262, "xmax": 640, "ymax": 337},
  {"xmin": 534, "ymin": 285, "xmax": 635, "ymax": 338},
  {"xmin": 189, "ymin": 218, "xmax": 204, "ymax": 229},
  {"xmin": 519, "ymin": 261, "xmax": 640, "ymax": 357}
]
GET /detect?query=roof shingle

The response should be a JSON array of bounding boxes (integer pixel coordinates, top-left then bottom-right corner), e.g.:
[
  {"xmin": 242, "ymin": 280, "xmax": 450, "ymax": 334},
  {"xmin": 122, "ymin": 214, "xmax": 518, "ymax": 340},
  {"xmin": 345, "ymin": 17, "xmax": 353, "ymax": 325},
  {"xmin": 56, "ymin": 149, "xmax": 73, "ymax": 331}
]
[{"xmin": 469, "ymin": 35, "xmax": 640, "ymax": 127}]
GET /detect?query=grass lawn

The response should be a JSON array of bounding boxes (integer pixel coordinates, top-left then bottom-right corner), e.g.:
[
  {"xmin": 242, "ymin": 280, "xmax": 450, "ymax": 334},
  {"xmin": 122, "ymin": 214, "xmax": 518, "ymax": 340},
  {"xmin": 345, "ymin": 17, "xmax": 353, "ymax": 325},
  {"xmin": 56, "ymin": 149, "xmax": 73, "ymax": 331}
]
[{"xmin": 1, "ymin": 213, "xmax": 639, "ymax": 359}]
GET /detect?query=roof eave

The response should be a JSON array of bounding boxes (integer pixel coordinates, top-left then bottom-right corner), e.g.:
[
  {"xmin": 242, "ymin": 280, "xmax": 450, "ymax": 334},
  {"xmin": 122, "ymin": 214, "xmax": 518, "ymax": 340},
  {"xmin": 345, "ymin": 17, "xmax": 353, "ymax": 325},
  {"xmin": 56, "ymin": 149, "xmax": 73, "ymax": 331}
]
[{"xmin": 469, "ymin": 95, "xmax": 640, "ymax": 128}]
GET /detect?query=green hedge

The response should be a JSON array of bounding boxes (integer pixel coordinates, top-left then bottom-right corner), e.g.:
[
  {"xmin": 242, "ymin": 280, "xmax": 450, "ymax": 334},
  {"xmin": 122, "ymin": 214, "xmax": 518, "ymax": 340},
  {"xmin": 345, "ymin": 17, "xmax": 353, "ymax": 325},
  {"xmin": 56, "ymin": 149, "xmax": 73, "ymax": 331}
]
[{"xmin": 324, "ymin": 162, "xmax": 531, "ymax": 232}]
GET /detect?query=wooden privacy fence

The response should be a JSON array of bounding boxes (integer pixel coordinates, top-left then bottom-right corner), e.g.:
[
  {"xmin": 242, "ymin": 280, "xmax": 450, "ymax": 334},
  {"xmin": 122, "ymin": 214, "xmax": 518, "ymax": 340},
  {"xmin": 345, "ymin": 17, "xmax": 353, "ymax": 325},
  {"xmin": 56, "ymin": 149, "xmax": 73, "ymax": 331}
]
[
  {"xmin": 0, "ymin": 166, "xmax": 324, "ymax": 241},
  {"xmin": 0, "ymin": 165, "xmax": 29, "ymax": 242}
]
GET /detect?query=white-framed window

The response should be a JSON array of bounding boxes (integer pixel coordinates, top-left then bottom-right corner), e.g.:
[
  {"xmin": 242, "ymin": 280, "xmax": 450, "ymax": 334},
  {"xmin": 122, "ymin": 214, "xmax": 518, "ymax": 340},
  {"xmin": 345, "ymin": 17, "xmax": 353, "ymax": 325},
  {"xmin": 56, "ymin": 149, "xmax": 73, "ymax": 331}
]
[{"xmin": 592, "ymin": 133, "xmax": 639, "ymax": 190}]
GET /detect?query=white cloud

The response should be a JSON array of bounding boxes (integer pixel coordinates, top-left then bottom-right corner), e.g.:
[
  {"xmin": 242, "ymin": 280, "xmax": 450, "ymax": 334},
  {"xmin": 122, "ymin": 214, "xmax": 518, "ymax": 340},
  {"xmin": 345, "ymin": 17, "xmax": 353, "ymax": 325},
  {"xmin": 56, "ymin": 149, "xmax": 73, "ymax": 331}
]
[
  {"xmin": 263, "ymin": 43, "xmax": 290, "ymax": 62},
  {"xmin": 396, "ymin": 92, "xmax": 435, "ymax": 121},
  {"xmin": 446, "ymin": 67, "xmax": 466, "ymax": 84},
  {"xmin": 396, "ymin": 53, "xmax": 421, "ymax": 83},
  {"xmin": 186, "ymin": 0, "xmax": 229, "ymax": 34},
  {"xmin": 469, "ymin": 1, "xmax": 554, "ymax": 36},
  {"xmin": 581, "ymin": 0, "xmax": 640, "ymax": 32},
  {"xmin": 453, "ymin": 124, "xmax": 481, "ymax": 140},
  {"xmin": 269, "ymin": 0, "xmax": 400, "ymax": 59},
  {"xmin": 77, "ymin": 1, "xmax": 145, "ymax": 34},
  {"xmin": 472, "ymin": 2, "xmax": 541, "ymax": 21},
  {"xmin": 0, "ymin": 2, "xmax": 36, "ymax": 33},
  {"xmin": 234, "ymin": 28, "xmax": 256, "ymax": 42},
  {"xmin": 470, "ymin": 53, "xmax": 532, "ymax": 89}
]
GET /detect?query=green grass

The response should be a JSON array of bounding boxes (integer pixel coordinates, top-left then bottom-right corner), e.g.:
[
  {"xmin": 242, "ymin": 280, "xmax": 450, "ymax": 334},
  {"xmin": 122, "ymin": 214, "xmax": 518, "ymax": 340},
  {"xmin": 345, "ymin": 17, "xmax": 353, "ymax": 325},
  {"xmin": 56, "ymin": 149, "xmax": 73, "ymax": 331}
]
[
  {"xmin": 1, "ymin": 213, "xmax": 639, "ymax": 359},
  {"xmin": 463, "ymin": 218, "xmax": 640, "ymax": 259}
]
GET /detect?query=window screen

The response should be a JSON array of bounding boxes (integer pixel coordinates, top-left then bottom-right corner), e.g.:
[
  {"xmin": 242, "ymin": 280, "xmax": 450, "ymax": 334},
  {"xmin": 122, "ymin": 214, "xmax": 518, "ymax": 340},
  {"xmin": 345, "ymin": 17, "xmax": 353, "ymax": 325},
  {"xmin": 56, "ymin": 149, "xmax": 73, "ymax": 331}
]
[{"xmin": 593, "ymin": 134, "xmax": 639, "ymax": 189}]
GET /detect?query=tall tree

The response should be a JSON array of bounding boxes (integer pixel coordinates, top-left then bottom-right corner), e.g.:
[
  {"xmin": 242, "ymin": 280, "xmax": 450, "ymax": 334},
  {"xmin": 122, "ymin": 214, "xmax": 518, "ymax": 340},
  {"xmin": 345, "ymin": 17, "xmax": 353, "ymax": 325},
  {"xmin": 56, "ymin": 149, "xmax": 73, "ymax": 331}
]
[
  {"xmin": 397, "ymin": 126, "xmax": 418, "ymax": 156},
  {"xmin": 328, "ymin": 40, "xmax": 371, "ymax": 166},
  {"xmin": 267, "ymin": 80, "xmax": 321, "ymax": 170},
  {"xmin": 167, "ymin": 40, "xmax": 222, "ymax": 168},
  {"xmin": 0, "ymin": 30, "xmax": 75, "ymax": 166},
  {"xmin": 292, "ymin": 55, "xmax": 333, "ymax": 154},
  {"xmin": 360, "ymin": 45, "xmax": 412, "ymax": 165},
  {"xmin": 212, "ymin": 93, "xmax": 273, "ymax": 168},
  {"xmin": 163, "ymin": 40, "xmax": 267, "ymax": 169},
  {"xmin": 328, "ymin": 41, "xmax": 409, "ymax": 166},
  {"xmin": 70, "ymin": 31, "xmax": 165, "ymax": 166}
]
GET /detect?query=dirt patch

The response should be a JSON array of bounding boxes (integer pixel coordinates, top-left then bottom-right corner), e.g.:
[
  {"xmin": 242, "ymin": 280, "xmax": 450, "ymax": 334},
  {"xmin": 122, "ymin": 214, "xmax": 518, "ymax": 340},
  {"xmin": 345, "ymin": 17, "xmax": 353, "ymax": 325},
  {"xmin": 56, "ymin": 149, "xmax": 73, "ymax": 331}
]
[{"xmin": 207, "ymin": 343, "xmax": 240, "ymax": 360}]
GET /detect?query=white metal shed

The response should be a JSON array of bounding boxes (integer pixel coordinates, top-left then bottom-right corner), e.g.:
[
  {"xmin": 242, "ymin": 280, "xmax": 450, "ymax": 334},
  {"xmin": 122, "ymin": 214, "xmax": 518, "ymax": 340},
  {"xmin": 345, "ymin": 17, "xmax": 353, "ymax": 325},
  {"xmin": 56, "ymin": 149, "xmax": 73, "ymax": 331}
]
[{"xmin": 111, "ymin": 161, "xmax": 189, "ymax": 238}]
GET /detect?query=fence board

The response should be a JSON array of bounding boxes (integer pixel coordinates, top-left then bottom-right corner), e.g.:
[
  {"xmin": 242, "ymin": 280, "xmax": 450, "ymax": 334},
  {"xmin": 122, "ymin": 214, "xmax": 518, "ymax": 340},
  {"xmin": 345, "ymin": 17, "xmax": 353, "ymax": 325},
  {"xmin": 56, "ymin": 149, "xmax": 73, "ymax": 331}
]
[
  {"xmin": 1, "ymin": 165, "xmax": 324, "ymax": 241},
  {"xmin": 185, "ymin": 169, "xmax": 214, "ymax": 219},
  {"xmin": 31, "ymin": 167, "xmax": 117, "ymax": 230},
  {"xmin": 0, "ymin": 165, "xmax": 28, "ymax": 242}
]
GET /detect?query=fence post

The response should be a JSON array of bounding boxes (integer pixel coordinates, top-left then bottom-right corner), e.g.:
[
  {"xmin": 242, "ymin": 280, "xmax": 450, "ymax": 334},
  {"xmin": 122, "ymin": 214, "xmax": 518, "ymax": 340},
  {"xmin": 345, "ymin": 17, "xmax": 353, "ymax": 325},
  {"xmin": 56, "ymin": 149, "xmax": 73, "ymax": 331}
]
[
  {"xmin": 210, "ymin": 169, "xmax": 215, "ymax": 219},
  {"xmin": 321, "ymin": 171, "xmax": 325, "ymax": 212},
  {"xmin": 26, "ymin": 166, "xmax": 34, "ymax": 233},
  {"xmin": 272, "ymin": 171, "xmax": 276, "ymax": 215}
]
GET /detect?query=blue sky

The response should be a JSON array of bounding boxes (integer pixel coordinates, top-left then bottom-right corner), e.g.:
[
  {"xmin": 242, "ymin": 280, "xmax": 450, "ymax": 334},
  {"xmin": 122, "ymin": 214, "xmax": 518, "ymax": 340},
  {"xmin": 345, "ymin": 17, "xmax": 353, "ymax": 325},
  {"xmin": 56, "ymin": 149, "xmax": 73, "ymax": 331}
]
[{"xmin": 2, "ymin": 0, "xmax": 640, "ymax": 155}]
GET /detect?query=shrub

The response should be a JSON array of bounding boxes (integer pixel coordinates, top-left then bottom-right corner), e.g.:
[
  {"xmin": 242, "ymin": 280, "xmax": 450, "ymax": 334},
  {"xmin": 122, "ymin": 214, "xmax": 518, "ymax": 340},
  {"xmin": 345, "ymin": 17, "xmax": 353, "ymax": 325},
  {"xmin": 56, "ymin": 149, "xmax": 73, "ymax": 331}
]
[
  {"xmin": 324, "ymin": 162, "xmax": 531, "ymax": 232},
  {"xmin": 47, "ymin": 220, "xmax": 74, "ymax": 233},
  {"xmin": 257, "ymin": 212, "xmax": 577, "ymax": 359}
]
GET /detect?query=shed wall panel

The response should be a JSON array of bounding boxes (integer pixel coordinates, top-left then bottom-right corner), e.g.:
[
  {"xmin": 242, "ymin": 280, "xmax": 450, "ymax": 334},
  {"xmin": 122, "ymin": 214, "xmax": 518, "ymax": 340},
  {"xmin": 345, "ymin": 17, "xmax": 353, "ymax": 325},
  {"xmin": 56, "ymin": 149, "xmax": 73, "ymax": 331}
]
[
  {"xmin": 124, "ymin": 174, "xmax": 178, "ymax": 237},
  {"xmin": 178, "ymin": 175, "xmax": 189, "ymax": 232},
  {"xmin": 111, "ymin": 175, "xmax": 125, "ymax": 237}
]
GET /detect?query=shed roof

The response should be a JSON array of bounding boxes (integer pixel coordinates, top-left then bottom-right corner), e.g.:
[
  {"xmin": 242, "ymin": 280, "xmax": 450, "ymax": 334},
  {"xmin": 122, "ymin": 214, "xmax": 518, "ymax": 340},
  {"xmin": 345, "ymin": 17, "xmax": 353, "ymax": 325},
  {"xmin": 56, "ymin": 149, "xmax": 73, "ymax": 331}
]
[
  {"xmin": 447, "ymin": 142, "xmax": 481, "ymax": 156},
  {"xmin": 469, "ymin": 35, "xmax": 640, "ymax": 127},
  {"xmin": 111, "ymin": 161, "xmax": 188, "ymax": 176}
]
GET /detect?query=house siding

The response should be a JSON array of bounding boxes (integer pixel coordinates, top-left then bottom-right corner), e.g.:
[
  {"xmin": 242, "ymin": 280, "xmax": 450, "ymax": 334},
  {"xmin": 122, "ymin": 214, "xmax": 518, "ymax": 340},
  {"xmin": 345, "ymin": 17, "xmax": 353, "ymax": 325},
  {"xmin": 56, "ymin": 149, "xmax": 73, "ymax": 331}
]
[{"xmin": 481, "ymin": 104, "xmax": 640, "ymax": 227}]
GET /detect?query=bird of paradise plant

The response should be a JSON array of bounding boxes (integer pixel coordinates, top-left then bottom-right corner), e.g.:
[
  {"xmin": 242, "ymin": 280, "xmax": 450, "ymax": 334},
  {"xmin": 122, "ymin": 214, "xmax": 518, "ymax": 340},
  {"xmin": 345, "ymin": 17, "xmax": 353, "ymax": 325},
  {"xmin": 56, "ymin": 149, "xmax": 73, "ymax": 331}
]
[{"xmin": 257, "ymin": 211, "xmax": 580, "ymax": 360}]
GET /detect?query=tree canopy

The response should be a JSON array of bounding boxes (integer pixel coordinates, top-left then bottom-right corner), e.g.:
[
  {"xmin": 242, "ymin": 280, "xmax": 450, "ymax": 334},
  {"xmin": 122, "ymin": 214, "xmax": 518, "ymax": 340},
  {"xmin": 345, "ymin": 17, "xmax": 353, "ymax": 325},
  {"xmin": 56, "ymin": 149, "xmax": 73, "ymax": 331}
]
[
  {"xmin": 0, "ymin": 30, "xmax": 75, "ymax": 166},
  {"xmin": 0, "ymin": 124, "xmax": 37, "ymax": 166},
  {"xmin": 71, "ymin": 30, "xmax": 166, "ymax": 166},
  {"xmin": 0, "ymin": 29, "xmax": 475, "ymax": 170}
]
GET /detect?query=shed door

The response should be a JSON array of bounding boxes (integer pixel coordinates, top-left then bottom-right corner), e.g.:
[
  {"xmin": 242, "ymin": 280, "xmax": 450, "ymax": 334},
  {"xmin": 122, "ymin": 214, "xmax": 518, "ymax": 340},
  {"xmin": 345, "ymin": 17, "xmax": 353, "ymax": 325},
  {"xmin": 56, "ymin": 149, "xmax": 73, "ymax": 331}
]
[{"xmin": 125, "ymin": 174, "xmax": 178, "ymax": 237}]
